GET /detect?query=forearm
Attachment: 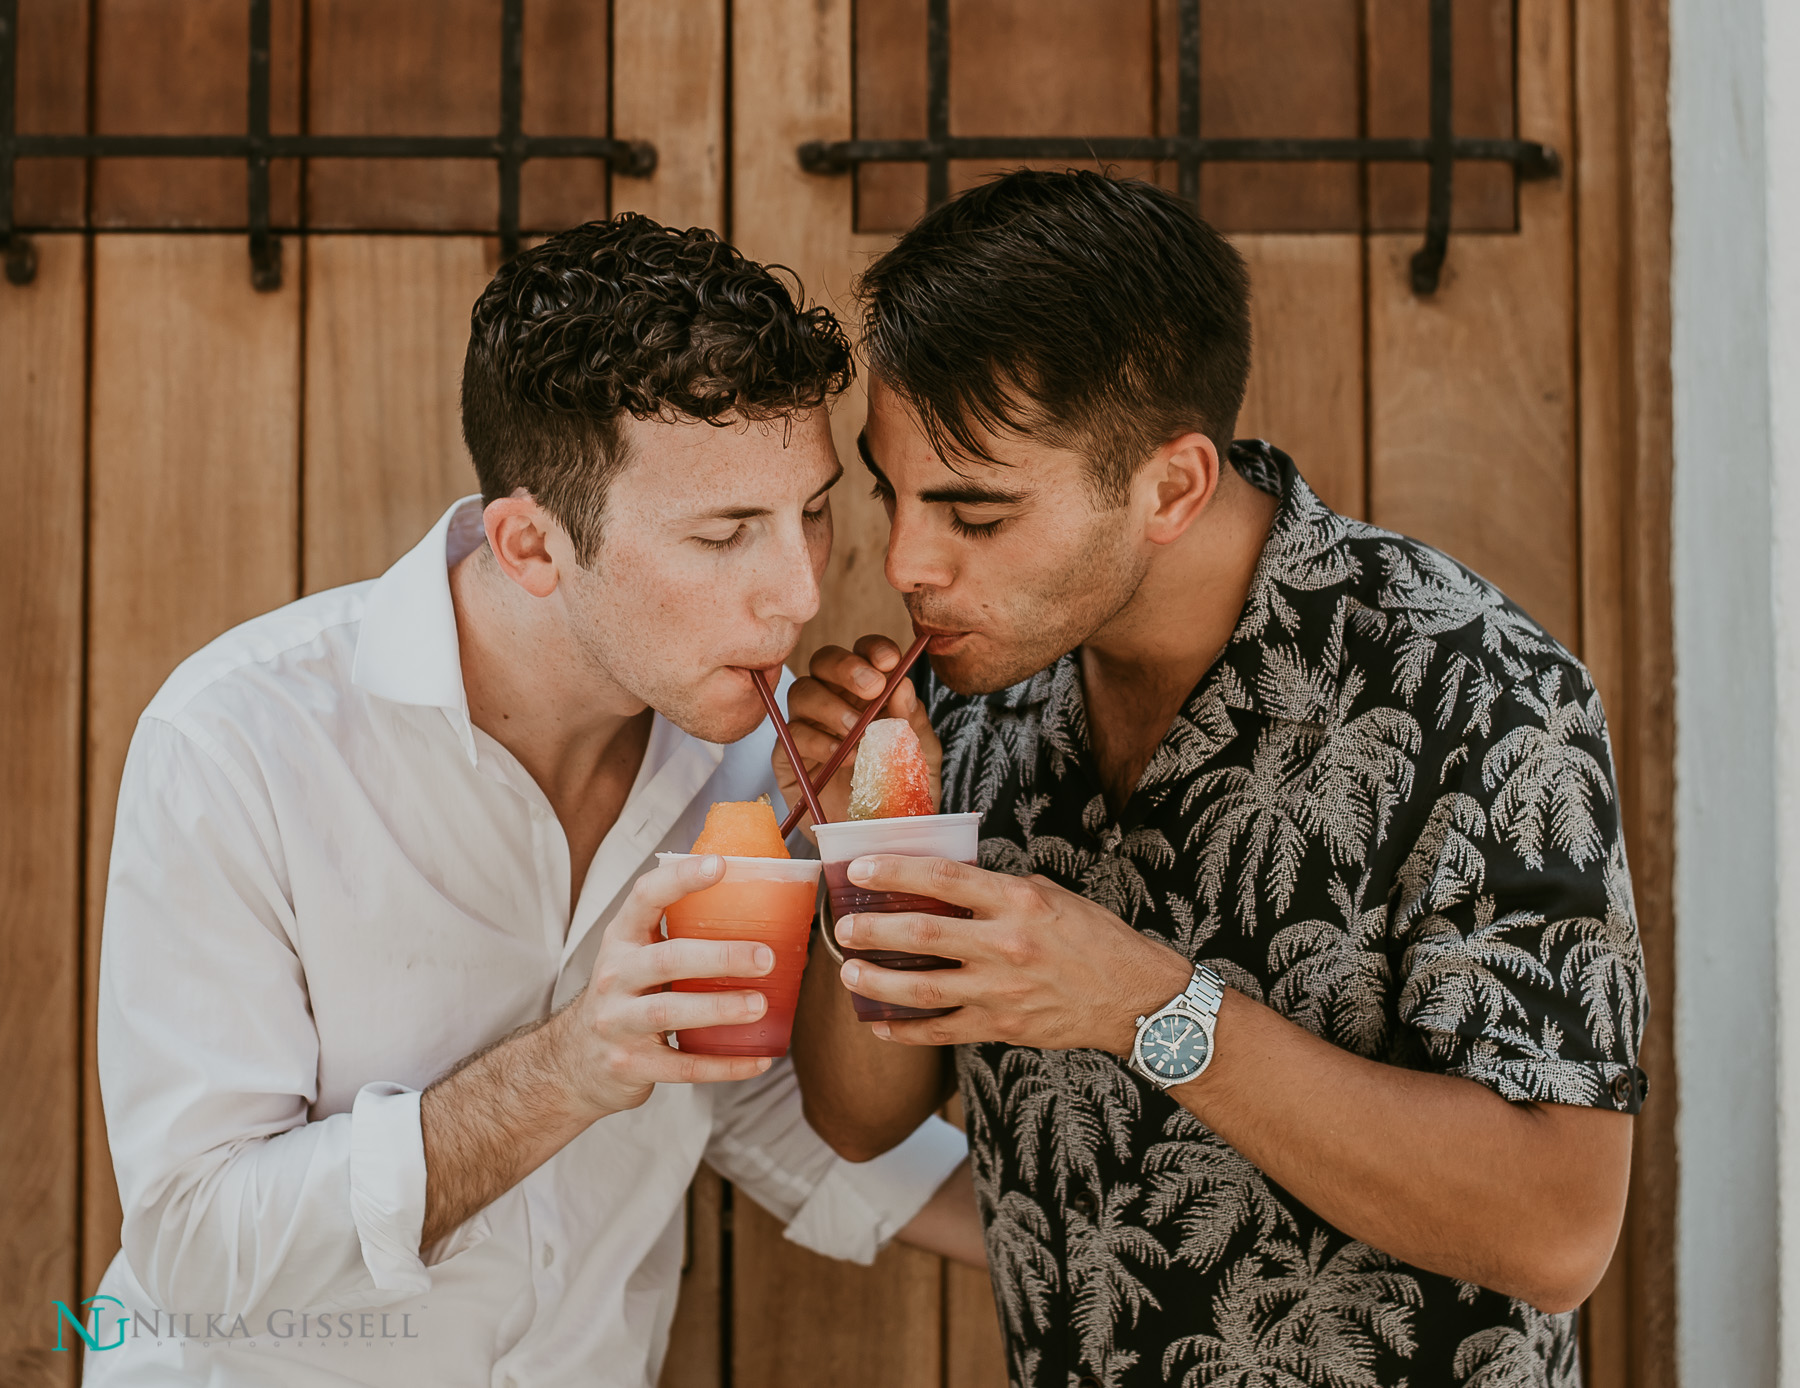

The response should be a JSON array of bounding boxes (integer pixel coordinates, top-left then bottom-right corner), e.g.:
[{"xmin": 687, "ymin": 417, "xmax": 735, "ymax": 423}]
[
  {"xmin": 894, "ymin": 1158, "xmax": 987, "ymax": 1267},
  {"xmin": 790, "ymin": 933, "xmax": 952, "ymax": 1160},
  {"xmin": 420, "ymin": 1007, "xmax": 602, "ymax": 1248},
  {"xmin": 1176, "ymin": 990, "xmax": 1632, "ymax": 1311}
]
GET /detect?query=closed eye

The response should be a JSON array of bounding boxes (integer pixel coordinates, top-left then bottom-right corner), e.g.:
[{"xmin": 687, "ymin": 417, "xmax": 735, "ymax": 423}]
[
  {"xmin": 949, "ymin": 512, "xmax": 1007, "ymax": 539},
  {"xmin": 693, "ymin": 526, "xmax": 748, "ymax": 552}
]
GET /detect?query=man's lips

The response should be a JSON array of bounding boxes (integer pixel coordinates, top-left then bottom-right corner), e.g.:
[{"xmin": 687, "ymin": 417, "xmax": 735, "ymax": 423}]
[
  {"xmin": 913, "ymin": 625, "xmax": 973, "ymax": 653},
  {"xmin": 726, "ymin": 659, "xmax": 791, "ymax": 684}
]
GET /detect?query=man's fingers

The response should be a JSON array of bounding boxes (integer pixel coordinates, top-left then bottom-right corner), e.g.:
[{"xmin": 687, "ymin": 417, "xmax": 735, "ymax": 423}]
[
  {"xmin": 634, "ymin": 985, "xmax": 769, "ymax": 1035},
  {"xmin": 642, "ymin": 1049, "xmax": 775, "ymax": 1085},
  {"xmin": 840, "ymin": 957, "xmax": 965, "ymax": 1013},
  {"xmin": 834, "ymin": 908, "xmax": 973, "ymax": 960},
  {"xmin": 636, "ymin": 937, "xmax": 775, "ymax": 988},
  {"xmin": 845, "ymin": 855, "xmax": 1021, "ymax": 916},
  {"xmin": 851, "ymin": 633, "xmax": 905, "ymax": 672},
  {"xmin": 787, "ymin": 673, "xmax": 870, "ymax": 740},
  {"xmin": 788, "ymin": 721, "xmax": 845, "ymax": 769},
  {"xmin": 878, "ymin": 1012, "xmax": 986, "ymax": 1047},
  {"xmin": 609, "ymin": 855, "xmax": 727, "ymax": 943},
  {"xmin": 810, "ymin": 641, "xmax": 892, "ymax": 702}
]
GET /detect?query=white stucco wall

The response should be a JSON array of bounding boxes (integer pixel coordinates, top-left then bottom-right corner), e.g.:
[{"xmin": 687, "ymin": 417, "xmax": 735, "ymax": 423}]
[
  {"xmin": 1772, "ymin": 0, "xmax": 1800, "ymax": 1379},
  {"xmin": 1669, "ymin": 0, "xmax": 1780, "ymax": 1382}
]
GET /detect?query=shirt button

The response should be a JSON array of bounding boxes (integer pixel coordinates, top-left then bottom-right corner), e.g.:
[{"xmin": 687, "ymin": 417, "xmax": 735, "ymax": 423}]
[
  {"xmin": 1070, "ymin": 1191, "xmax": 1096, "ymax": 1218},
  {"xmin": 1079, "ymin": 1375, "xmax": 1102, "ymax": 1388},
  {"xmin": 541, "ymin": 1244, "xmax": 556, "ymax": 1268},
  {"xmin": 1611, "ymin": 1071, "xmax": 1637, "ymax": 1106}
]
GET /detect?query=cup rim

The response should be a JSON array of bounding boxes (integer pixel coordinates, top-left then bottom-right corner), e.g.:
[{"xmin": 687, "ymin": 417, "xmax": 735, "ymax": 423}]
[
  {"xmin": 815, "ymin": 811, "xmax": 981, "ymax": 833},
  {"xmin": 655, "ymin": 851, "xmax": 823, "ymax": 882}
]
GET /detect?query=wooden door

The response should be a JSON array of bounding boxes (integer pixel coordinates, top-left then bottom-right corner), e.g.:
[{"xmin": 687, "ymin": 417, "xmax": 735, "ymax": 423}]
[{"xmin": 0, "ymin": 2, "xmax": 1672, "ymax": 1386}]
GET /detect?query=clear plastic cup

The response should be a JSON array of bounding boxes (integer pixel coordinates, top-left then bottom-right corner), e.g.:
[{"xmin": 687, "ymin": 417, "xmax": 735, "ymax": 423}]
[
  {"xmin": 656, "ymin": 853, "xmax": 823, "ymax": 1057},
  {"xmin": 814, "ymin": 813, "xmax": 981, "ymax": 1022}
]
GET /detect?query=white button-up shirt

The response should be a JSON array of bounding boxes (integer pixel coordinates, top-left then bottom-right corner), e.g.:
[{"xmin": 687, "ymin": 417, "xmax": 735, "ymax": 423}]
[{"xmin": 86, "ymin": 499, "xmax": 964, "ymax": 1387}]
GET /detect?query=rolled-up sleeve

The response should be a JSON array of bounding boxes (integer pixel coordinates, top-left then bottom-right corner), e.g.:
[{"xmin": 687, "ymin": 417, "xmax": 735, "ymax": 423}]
[
  {"xmin": 99, "ymin": 717, "xmax": 433, "ymax": 1316},
  {"xmin": 704, "ymin": 1058, "xmax": 967, "ymax": 1265}
]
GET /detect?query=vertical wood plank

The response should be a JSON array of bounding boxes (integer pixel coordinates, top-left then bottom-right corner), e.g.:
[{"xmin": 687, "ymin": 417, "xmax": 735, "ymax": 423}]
[
  {"xmin": 610, "ymin": 0, "xmax": 727, "ymax": 233},
  {"xmin": 936, "ymin": 1096, "xmax": 1004, "ymax": 1388},
  {"xmin": 946, "ymin": 0, "xmax": 1156, "ymax": 196},
  {"xmin": 0, "ymin": 235, "xmax": 86, "ymax": 1388},
  {"xmin": 1616, "ymin": 1, "xmax": 1676, "ymax": 1382},
  {"xmin": 943, "ymin": 1263, "xmax": 1007, "ymax": 1388},
  {"xmin": 1232, "ymin": 235, "xmax": 1367, "ymax": 519},
  {"xmin": 92, "ymin": 0, "xmax": 302, "ymax": 228},
  {"xmin": 1571, "ymin": 4, "xmax": 1630, "ymax": 1377},
  {"xmin": 733, "ymin": 0, "xmax": 910, "ymax": 672},
  {"xmin": 85, "ymin": 234, "xmax": 301, "ymax": 1294},
  {"xmin": 733, "ymin": 1197, "xmax": 944, "ymax": 1388},
  {"xmin": 731, "ymin": 0, "xmax": 940, "ymax": 1373},
  {"xmin": 1367, "ymin": 0, "xmax": 1577, "ymax": 648},
  {"xmin": 307, "ymin": 0, "xmax": 498, "ymax": 230},
  {"xmin": 1365, "ymin": 0, "xmax": 1516, "ymax": 231},
  {"xmin": 13, "ymin": 0, "xmax": 88, "ymax": 227},
  {"xmin": 852, "ymin": 0, "xmax": 928, "ymax": 234},
  {"xmin": 302, "ymin": 235, "xmax": 490, "ymax": 593},
  {"xmin": 517, "ymin": 0, "xmax": 611, "ymax": 233},
  {"xmin": 1197, "ymin": 0, "xmax": 1362, "ymax": 232},
  {"xmin": 659, "ymin": 1168, "xmax": 726, "ymax": 1388}
]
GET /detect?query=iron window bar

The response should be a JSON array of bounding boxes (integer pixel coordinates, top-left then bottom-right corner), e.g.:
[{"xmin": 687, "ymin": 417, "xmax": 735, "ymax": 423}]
[
  {"xmin": 799, "ymin": 0, "xmax": 1560, "ymax": 295},
  {"xmin": 0, "ymin": 0, "xmax": 657, "ymax": 290}
]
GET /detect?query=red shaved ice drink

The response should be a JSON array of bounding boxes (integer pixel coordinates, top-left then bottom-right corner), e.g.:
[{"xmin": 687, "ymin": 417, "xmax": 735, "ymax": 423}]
[
  {"xmin": 847, "ymin": 720, "xmax": 936, "ymax": 820},
  {"xmin": 817, "ymin": 721, "xmax": 980, "ymax": 1024}
]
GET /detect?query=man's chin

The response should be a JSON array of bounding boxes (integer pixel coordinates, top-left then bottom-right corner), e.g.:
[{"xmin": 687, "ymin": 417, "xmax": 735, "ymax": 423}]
[
  {"xmin": 658, "ymin": 677, "xmax": 771, "ymax": 746},
  {"xmin": 928, "ymin": 638, "xmax": 1072, "ymax": 698}
]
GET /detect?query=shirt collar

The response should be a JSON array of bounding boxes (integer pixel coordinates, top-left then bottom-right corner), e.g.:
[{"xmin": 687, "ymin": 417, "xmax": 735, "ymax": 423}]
[
  {"xmin": 352, "ymin": 495, "xmax": 487, "ymax": 758},
  {"xmin": 1027, "ymin": 441, "xmax": 1364, "ymax": 746}
]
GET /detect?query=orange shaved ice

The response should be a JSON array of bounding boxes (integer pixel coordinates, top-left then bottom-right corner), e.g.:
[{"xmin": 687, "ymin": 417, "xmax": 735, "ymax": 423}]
[{"xmin": 690, "ymin": 797, "xmax": 791, "ymax": 858}]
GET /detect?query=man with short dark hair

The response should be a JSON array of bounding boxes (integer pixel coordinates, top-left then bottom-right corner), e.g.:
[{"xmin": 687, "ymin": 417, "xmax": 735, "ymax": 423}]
[
  {"xmin": 783, "ymin": 171, "xmax": 1647, "ymax": 1387},
  {"xmin": 89, "ymin": 215, "xmax": 978, "ymax": 1388}
]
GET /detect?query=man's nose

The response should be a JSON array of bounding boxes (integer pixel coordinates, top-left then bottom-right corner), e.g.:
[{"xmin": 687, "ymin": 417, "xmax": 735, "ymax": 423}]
[
  {"xmin": 884, "ymin": 506, "xmax": 955, "ymax": 595},
  {"xmin": 756, "ymin": 528, "xmax": 822, "ymax": 626}
]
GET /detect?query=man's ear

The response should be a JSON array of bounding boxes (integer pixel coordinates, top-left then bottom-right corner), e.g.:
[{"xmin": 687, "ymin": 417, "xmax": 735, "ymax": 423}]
[
  {"xmin": 483, "ymin": 493, "xmax": 562, "ymax": 598},
  {"xmin": 1141, "ymin": 432, "xmax": 1221, "ymax": 547}
]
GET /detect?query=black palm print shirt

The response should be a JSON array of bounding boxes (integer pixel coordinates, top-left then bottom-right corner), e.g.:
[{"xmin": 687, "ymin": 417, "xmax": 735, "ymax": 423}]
[{"xmin": 923, "ymin": 443, "xmax": 1649, "ymax": 1388}]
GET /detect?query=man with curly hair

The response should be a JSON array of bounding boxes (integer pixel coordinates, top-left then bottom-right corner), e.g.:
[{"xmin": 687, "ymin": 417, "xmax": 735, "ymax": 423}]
[{"xmin": 87, "ymin": 215, "xmax": 979, "ymax": 1388}]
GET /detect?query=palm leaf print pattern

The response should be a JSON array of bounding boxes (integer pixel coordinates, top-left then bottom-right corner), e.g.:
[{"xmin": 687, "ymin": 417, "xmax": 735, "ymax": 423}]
[{"xmin": 925, "ymin": 442, "xmax": 1647, "ymax": 1387}]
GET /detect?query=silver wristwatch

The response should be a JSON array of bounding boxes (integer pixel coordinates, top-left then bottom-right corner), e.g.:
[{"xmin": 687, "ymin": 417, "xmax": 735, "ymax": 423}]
[{"xmin": 1129, "ymin": 965, "xmax": 1224, "ymax": 1089}]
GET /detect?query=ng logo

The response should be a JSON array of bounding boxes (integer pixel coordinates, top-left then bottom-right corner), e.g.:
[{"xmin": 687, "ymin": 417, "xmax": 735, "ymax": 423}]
[{"xmin": 52, "ymin": 1296, "xmax": 127, "ymax": 1352}]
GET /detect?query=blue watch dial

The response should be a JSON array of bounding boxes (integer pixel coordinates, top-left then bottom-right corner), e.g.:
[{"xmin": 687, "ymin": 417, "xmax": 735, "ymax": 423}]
[{"xmin": 1140, "ymin": 1013, "xmax": 1211, "ymax": 1080}]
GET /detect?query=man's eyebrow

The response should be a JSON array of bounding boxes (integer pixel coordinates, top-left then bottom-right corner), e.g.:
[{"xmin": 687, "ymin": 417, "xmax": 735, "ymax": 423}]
[
  {"xmin": 685, "ymin": 462, "xmax": 845, "ymax": 522},
  {"xmin": 855, "ymin": 430, "xmax": 890, "ymax": 488},
  {"xmin": 857, "ymin": 429, "xmax": 1025, "ymax": 507},
  {"xmin": 809, "ymin": 461, "xmax": 845, "ymax": 502},
  {"xmin": 919, "ymin": 480, "xmax": 1026, "ymax": 506}
]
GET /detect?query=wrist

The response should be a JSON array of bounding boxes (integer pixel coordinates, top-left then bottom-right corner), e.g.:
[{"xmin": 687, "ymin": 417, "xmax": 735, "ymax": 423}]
[
  {"xmin": 1107, "ymin": 943, "xmax": 1196, "ymax": 1057},
  {"xmin": 542, "ymin": 1000, "xmax": 625, "ymax": 1127}
]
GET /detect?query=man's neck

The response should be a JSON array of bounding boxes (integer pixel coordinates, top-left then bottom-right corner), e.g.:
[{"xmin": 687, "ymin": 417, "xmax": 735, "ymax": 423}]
[
  {"xmin": 1080, "ymin": 465, "xmax": 1280, "ymax": 811},
  {"xmin": 449, "ymin": 547, "xmax": 653, "ymax": 914}
]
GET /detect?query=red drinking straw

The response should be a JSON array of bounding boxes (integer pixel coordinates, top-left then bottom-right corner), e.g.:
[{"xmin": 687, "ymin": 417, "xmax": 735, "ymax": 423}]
[
  {"xmin": 776, "ymin": 629, "xmax": 933, "ymax": 838},
  {"xmin": 750, "ymin": 667, "xmax": 829, "ymax": 833}
]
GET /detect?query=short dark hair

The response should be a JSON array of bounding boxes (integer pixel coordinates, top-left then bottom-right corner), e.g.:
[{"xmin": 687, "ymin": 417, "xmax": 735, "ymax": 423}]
[
  {"xmin": 462, "ymin": 213, "xmax": 854, "ymax": 563},
  {"xmin": 857, "ymin": 169, "xmax": 1252, "ymax": 503}
]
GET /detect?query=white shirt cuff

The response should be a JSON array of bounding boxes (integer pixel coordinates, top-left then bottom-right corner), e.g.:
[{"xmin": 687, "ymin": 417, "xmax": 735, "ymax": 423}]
[
  {"xmin": 782, "ymin": 1115, "xmax": 969, "ymax": 1265},
  {"xmin": 348, "ymin": 1082, "xmax": 434, "ymax": 1295}
]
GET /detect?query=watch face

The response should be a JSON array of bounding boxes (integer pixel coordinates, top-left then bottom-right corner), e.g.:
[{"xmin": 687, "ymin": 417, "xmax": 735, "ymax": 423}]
[{"xmin": 1139, "ymin": 1013, "xmax": 1211, "ymax": 1082}]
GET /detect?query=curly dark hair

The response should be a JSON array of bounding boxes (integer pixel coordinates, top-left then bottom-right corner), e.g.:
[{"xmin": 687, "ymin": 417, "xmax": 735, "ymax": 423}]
[
  {"xmin": 462, "ymin": 213, "xmax": 854, "ymax": 563},
  {"xmin": 858, "ymin": 170, "xmax": 1250, "ymax": 504}
]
